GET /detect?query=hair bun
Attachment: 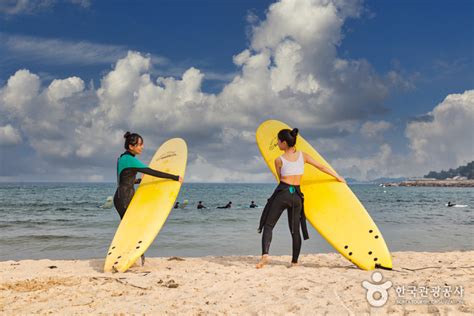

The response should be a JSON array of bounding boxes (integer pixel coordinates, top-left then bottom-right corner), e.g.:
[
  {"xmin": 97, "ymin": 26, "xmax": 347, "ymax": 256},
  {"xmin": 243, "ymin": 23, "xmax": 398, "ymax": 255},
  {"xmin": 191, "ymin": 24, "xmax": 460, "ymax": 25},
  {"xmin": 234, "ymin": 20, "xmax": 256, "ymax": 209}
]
[
  {"xmin": 290, "ymin": 128, "xmax": 299, "ymax": 137},
  {"xmin": 124, "ymin": 131, "xmax": 131, "ymax": 139}
]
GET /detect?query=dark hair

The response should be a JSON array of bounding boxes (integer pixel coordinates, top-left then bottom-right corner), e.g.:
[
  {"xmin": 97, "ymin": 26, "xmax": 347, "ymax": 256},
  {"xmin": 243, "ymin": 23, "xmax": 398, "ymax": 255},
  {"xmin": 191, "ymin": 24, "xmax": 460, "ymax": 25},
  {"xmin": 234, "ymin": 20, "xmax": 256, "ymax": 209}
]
[
  {"xmin": 277, "ymin": 128, "xmax": 299, "ymax": 147},
  {"xmin": 123, "ymin": 131, "xmax": 143, "ymax": 150}
]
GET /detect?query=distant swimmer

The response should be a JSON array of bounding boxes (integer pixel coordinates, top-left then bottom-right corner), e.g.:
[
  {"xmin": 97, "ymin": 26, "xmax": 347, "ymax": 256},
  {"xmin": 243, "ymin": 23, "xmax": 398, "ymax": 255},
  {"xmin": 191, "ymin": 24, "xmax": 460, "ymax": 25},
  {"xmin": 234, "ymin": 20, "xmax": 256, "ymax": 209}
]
[
  {"xmin": 217, "ymin": 201, "xmax": 232, "ymax": 209},
  {"xmin": 197, "ymin": 201, "xmax": 207, "ymax": 209},
  {"xmin": 250, "ymin": 201, "xmax": 258, "ymax": 208},
  {"xmin": 174, "ymin": 202, "xmax": 180, "ymax": 209},
  {"xmin": 446, "ymin": 201, "xmax": 468, "ymax": 208}
]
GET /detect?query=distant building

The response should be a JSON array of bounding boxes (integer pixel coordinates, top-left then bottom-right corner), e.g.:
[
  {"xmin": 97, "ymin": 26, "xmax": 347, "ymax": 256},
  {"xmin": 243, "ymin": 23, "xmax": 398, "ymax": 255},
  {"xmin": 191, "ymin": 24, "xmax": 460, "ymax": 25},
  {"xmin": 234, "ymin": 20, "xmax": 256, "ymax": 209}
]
[{"xmin": 451, "ymin": 176, "xmax": 468, "ymax": 180}]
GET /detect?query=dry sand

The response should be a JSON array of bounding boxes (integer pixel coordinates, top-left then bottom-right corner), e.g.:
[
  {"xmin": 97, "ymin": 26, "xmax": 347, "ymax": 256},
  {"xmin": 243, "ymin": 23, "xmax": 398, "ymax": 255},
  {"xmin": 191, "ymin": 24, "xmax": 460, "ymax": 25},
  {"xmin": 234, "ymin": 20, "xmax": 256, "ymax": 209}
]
[{"xmin": 1, "ymin": 251, "xmax": 473, "ymax": 315}]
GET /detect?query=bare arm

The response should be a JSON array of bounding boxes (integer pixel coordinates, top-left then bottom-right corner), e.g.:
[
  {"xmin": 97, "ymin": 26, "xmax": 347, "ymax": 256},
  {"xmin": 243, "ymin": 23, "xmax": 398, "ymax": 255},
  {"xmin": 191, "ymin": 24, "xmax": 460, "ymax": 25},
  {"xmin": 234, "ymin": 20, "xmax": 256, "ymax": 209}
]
[
  {"xmin": 303, "ymin": 152, "xmax": 345, "ymax": 183},
  {"xmin": 274, "ymin": 157, "xmax": 282, "ymax": 180}
]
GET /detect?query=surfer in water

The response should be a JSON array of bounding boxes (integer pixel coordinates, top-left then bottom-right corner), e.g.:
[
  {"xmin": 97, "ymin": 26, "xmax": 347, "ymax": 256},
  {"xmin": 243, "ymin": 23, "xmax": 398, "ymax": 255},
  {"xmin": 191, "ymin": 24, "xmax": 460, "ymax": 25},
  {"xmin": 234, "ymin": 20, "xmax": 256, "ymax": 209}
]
[
  {"xmin": 197, "ymin": 201, "xmax": 207, "ymax": 209},
  {"xmin": 256, "ymin": 128, "xmax": 345, "ymax": 269},
  {"xmin": 114, "ymin": 131, "xmax": 183, "ymax": 265},
  {"xmin": 250, "ymin": 201, "xmax": 258, "ymax": 208},
  {"xmin": 217, "ymin": 201, "xmax": 232, "ymax": 209}
]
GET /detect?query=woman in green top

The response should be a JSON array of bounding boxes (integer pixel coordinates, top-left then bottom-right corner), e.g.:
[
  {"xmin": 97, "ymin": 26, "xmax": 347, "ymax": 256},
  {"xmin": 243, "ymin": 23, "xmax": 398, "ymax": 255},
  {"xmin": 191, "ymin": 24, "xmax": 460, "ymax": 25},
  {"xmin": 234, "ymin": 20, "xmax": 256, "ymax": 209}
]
[{"xmin": 113, "ymin": 131, "xmax": 183, "ymax": 219}]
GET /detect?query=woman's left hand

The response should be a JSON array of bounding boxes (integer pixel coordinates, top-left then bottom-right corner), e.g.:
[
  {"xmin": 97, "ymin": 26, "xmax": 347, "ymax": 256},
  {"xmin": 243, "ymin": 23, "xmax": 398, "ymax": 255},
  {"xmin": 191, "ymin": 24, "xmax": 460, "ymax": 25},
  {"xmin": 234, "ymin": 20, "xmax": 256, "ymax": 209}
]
[{"xmin": 178, "ymin": 176, "xmax": 184, "ymax": 184}]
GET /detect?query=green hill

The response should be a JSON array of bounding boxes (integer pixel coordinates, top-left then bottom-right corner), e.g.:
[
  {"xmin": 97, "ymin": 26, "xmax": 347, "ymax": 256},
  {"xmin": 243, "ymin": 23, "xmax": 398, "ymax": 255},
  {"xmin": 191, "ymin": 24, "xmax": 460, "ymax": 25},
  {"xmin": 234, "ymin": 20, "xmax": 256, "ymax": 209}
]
[{"xmin": 424, "ymin": 161, "xmax": 474, "ymax": 180}]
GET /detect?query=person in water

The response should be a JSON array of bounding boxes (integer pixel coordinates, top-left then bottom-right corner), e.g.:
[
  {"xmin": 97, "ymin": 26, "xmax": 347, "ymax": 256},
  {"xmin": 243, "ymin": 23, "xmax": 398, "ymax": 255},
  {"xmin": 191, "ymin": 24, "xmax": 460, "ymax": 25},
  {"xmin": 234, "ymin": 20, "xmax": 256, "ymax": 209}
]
[
  {"xmin": 174, "ymin": 202, "xmax": 180, "ymax": 209},
  {"xmin": 217, "ymin": 201, "xmax": 232, "ymax": 209},
  {"xmin": 250, "ymin": 201, "xmax": 258, "ymax": 208},
  {"xmin": 447, "ymin": 201, "xmax": 455, "ymax": 207},
  {"xmin": 197, "ymin": 201, "xmax": 207, "ymax": 209},
  {"xmin": 256, "ymin": 128, "xmax": 345, "ymax": 269},
  {"xmin": 114, "ymin": 131, "xmax": 183, "ymax": 264}
]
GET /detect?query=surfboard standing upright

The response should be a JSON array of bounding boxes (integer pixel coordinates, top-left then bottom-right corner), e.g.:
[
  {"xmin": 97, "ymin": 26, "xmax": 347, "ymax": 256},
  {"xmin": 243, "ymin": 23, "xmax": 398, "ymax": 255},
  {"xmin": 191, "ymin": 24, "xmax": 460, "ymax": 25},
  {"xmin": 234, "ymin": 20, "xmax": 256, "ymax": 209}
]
[
  {"xmin": 104, "ymin": 138, "xmax": 187, "ymax": 272},
  {"xmin": 256, "ymin": 120, "xmax": 392, "ymax": 270}
]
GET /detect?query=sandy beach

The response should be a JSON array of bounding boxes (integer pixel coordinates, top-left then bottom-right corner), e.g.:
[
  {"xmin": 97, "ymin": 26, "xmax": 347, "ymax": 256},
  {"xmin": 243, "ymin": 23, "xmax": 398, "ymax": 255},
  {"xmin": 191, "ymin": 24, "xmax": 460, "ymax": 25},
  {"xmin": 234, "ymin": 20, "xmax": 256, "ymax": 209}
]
[{"xmin": 1, "ymin": 251, "xmax": 473, "ymax": 315}]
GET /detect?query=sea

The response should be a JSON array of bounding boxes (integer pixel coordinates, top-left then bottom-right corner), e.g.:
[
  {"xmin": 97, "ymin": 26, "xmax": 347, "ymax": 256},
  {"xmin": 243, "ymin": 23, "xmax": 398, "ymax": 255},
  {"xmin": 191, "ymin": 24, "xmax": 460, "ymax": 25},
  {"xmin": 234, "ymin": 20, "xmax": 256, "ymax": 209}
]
[{"xmin": 0, "ymin": 183, "xmax": 472, "ymax": 261}]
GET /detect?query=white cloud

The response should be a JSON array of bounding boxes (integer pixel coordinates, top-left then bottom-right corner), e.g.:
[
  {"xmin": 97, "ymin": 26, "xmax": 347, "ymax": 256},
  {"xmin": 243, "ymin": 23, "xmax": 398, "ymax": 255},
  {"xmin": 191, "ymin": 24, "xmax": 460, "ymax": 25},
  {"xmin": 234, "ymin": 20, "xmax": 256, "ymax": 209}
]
[
  {"xmin": 1, "ymin": 0, "xmax": 446, "ymax": 182},
  {"xmin": 360, "ymin": 120, "xmax": 392, "ymax": 139},
  {"xmin": 186, "ymin": 154, "xmax": 271, "ymax": 183},
  {"xmin": 0, "ymin": 33, "xmax": 168, "ymax": 66},
  {"xmin": 386, "ymin": 70, "xmax": 416, "ymax": 91},
  {"xmin": 405, "ymin": 90, "xmax": 474, "ymax": 172},
  {"xmin": 337, "ymin": 90, "xmax": 474, "ymax": 181},
  {"xmin": 47, "ymin": 77, "xmax": 85, "ymax": 102},
  {"xmin": 0, "ymin": 0, "xmax": 52, "ymax": 15},
  {"xmin": 0, "ymin": 69, "xmax": 40, "ymax": 116},
  {"xmin": 0, "ymin": 124, "xmax": 22, "ymax": 145},
  {"xmin": 0, "ymin": 0, "xmax": 89, "ymax": 15},
  {"xmin": 331, "ymin": 144, "xmax": 399, "ymax": 180}
]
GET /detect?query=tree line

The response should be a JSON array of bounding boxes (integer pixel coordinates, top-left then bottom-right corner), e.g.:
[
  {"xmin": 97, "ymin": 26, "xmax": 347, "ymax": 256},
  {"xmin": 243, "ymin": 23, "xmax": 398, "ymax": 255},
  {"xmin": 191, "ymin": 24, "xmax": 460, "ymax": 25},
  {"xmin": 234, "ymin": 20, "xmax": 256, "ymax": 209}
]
[{"xmin": 424, "ymin": 161, "xmax": 474, "ymax": 180}]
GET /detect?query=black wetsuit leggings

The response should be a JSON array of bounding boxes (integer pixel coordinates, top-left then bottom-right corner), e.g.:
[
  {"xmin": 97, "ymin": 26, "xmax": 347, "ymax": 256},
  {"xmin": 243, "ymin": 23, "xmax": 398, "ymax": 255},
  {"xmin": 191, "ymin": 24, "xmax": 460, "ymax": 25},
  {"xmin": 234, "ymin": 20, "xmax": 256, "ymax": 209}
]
[
  {"xmin": 113, "ymin": 186, "xmax": 134, "ymax": 219},
  {"xmin": 262, "ymin": 189, "xmax": 303, "ymax": 263}
]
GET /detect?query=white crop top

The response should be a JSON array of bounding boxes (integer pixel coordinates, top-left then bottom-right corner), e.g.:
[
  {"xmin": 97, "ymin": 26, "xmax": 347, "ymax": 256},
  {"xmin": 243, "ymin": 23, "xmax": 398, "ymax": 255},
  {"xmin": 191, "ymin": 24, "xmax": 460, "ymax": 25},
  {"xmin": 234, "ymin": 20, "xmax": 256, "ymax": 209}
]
[{"xmin": 280, "ymin": 151, "xmax": 304, "ymax": 176}]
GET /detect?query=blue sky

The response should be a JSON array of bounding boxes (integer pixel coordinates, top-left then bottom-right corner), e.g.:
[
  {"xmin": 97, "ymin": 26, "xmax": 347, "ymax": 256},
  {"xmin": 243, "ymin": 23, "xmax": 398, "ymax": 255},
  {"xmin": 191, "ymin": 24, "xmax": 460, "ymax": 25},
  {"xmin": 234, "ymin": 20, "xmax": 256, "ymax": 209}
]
[{"xmin": 0, "ymin": 0, "xmax": 473, "ymax": 182}]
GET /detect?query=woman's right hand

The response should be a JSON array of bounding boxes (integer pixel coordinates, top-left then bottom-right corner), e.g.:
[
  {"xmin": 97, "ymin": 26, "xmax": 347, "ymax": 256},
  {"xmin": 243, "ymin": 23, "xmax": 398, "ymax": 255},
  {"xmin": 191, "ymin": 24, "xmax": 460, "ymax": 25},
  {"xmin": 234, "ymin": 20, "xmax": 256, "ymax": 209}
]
[
  {"xmin": 336, "ymin": 175, "xmax": 346, "ymax": 184},
  {"xmin": 178, "ymin": 176, "xmax": 184, "ymax": 184}
]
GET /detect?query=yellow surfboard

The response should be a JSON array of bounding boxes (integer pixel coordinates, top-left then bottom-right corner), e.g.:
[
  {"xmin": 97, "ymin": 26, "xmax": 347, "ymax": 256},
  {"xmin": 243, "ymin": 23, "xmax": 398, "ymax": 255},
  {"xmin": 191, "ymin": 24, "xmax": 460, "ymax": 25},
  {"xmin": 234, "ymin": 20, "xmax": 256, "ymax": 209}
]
[
  {"xmin": 256, "ymin": 120, "xmax": 392, "ymax": 270},
  {"xmin": 104, "ymin": 138, "xmax": 187, "ymax": 272}
]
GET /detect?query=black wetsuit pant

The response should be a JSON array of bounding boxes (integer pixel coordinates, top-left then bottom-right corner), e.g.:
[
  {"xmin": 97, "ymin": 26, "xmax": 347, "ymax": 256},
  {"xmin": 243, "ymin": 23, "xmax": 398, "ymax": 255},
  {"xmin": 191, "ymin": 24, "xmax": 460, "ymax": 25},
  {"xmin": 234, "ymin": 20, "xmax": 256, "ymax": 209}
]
[
  {"xmin": 261, "ymin": 188, "xmax": 303, "ymax": 263},
  {"xmin": 113, "ymin": 185, "xmax": 134, "ymax": 219}
]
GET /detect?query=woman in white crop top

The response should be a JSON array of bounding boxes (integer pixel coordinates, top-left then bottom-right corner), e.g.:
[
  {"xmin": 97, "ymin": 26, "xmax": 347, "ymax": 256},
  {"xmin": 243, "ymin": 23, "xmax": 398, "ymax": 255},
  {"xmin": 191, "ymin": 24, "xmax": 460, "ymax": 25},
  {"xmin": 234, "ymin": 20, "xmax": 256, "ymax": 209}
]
[
  {"xmin": 257, "ymin": 128, "xmax": 345, "ymax": 269},
  {"xmin": 275, "ymin": 130, "xmax": 344, "ymax": 186}
]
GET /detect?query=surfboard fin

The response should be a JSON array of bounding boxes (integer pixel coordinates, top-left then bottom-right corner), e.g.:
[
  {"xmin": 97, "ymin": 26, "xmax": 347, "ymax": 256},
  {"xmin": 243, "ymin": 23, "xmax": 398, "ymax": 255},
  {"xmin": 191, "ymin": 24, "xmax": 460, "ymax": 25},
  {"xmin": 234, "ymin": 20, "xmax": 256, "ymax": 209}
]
[{"xmin": 375, "ymin": 263, "xmax": 392, "ymax": 270}]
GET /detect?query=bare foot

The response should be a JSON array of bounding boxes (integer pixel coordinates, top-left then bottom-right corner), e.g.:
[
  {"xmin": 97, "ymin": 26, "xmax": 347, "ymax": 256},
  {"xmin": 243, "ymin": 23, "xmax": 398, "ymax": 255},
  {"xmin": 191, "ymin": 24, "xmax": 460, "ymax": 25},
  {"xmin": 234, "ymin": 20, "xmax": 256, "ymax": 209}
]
[
  {"xmin": 256, "ymin": 255, "xmax": 269, "ymax": 269},
  {"xmin": 289, "ymin": 262, "xmax": 299, "ymax": 268}
]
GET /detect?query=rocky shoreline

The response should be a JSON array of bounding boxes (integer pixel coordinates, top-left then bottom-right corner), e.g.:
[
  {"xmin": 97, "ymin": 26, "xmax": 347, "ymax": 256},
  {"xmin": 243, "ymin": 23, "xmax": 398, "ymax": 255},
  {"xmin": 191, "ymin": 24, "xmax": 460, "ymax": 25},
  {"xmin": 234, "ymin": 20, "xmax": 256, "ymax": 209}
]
[{"xmin": 384, "ymin": 180, "xmax": 474, "ymax": 187}]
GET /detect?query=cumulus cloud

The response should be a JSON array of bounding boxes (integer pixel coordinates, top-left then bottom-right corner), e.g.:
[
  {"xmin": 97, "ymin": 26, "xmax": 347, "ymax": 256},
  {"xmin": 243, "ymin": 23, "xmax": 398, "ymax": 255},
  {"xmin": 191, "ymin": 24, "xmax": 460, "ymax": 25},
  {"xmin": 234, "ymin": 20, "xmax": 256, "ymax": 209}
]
[
  {"xmin": 47, "ymin": 77, "xmax": 85, "ymax": 102},
  {"xmin": 1, "ymin": 0, "xmax": 445, "ymax": 182},
  {"xmin": 360, "ymin": 120, "xmax": 392, "ymax": 139},
  {"xmin": 0, "ymin": 69, "xmax": 40, "ymax": 116},
  {"xmin": 331, "ymin": 143, "xmax": 396, "ymax": 180},
  {"xmin": 0, "ymin": 124, "xmax": 22, "ymax": 145},
  {"xmin": 405, "ymin": 90, "xmax": 474, "ymax": 172},
  {"xmin": 334, "ymin": 90, "xmax": 474, "ymax": 180}
]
